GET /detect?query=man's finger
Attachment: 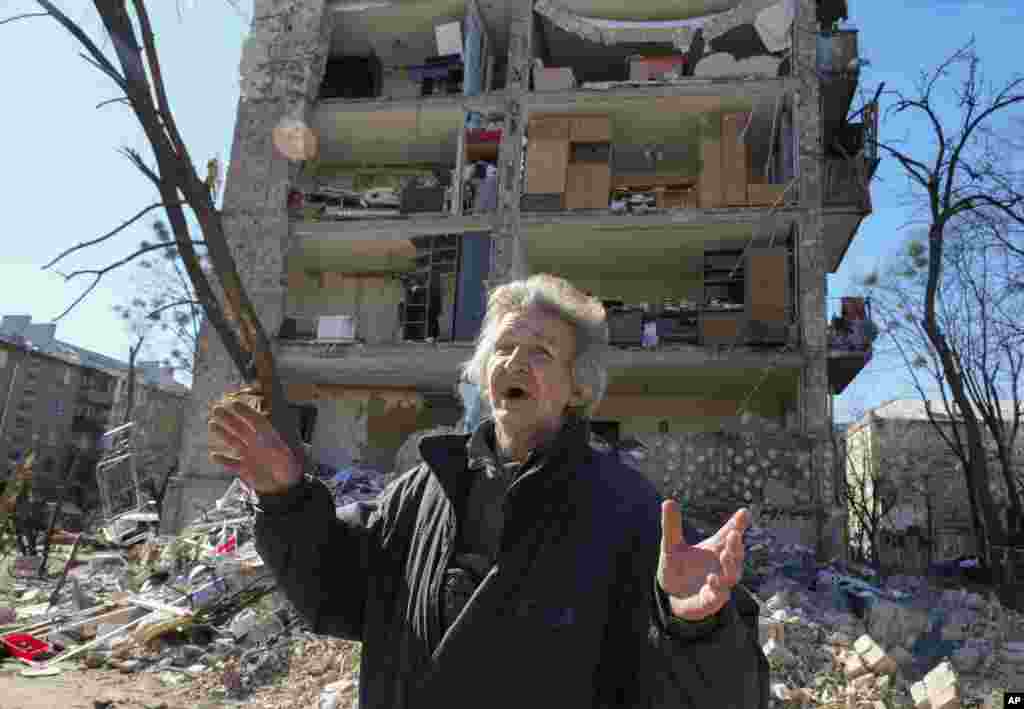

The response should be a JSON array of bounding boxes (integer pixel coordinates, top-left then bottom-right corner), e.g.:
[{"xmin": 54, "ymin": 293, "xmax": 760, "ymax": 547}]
[
  {"xmin": 211, "ymin": 405, "xmax": 256, "ymax": 441},
  {"xmin": 230, "ymin": 401, "xmax": 284, "ymax": 445},
  {"xmin": 209, "ymin": 421, "xmax": 246, "ymax": 454},
  {"xmin": 210, "ymin": 452, "xmax": 242, "ymax": 474},
  {"xmin": 661, "ymin": 499, "xmax": 684, "ymax": 550},
  {"xmin": 730, "ymin": 508, "xmax": 751, "ymax": 534}
]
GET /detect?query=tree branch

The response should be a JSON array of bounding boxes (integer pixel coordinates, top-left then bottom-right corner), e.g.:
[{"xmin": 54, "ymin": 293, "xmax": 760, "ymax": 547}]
[
  {"xmin": 33, "ymin": 1, "xmax": 126, "ymax": 90},
  {"xmin": 0, "ymin": 12, "xmax": 49, "ymax": 26},
  {"xmin": 53, "ymin": 276, "xmax": 102, "ymax": 322},
  {"xmin": 131, "ymin": 0, "xmax": 192, "ymax": 164},
  {"xmin": 145, "ymin": 298, "xmax": 200, "ymax": 320},
  {"xmin": 96, "ymin": 96, "xmax": 130, "ymax": 110},
  {"xmin": 42, "ymin": 202, "xmax": 185, "ymax": 270},
  {"xmin": 58, "ymin": 241, "xmax": 206, "ymax": 284}
]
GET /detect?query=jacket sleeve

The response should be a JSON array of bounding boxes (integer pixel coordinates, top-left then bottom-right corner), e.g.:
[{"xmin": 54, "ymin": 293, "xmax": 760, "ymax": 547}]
[
  {"xmin": 623, "ymin": 512, "xmax": 769, "ymax": 709},
  {"xmin": 253, "ymin": 472, "xmax": 412, "ymax": 641}
]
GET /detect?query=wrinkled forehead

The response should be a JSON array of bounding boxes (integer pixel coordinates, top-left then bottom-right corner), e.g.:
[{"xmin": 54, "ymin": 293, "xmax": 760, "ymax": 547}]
[{"xmin": 494, "ymin": 307, "xmax": 573, "ymax": 348}]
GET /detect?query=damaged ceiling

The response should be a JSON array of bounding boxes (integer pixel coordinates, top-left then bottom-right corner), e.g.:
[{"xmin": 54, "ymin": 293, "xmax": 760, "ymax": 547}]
[
  {"xmin": 328, "ymin": 0, "xmax": 515, "ymax": 63},
  {"xmin": 523, "ymin": 221, "xmax": 788, "ymax": 296},
  {"xmin": 552, "ymin": 0, "xmax": 742, "ymax": 21},
  {"xmin": 534, "ymin": 0, "xmax": 794, "ymax": 82}
]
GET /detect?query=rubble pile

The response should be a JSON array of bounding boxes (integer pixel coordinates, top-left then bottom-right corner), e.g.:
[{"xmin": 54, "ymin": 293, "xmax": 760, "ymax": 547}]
[
  {"xmin": 740, "ymin": 525, "xmax": 1024, "ymax": 709},
  {"xmin": 1, "ymin": 476, "xmax": 1021, "ymax": 709}
]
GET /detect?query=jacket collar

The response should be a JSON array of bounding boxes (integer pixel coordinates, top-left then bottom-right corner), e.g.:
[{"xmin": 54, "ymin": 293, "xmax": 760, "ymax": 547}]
[{"xmin": 418, "ymin": 415, "xmax": 592, "ymax": 497}]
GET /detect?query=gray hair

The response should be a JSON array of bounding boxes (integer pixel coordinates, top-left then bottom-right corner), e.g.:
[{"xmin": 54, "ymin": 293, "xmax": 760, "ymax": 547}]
[{"xmin": 459, "ymin": 274, "xmax": 610, "ymax": 418}]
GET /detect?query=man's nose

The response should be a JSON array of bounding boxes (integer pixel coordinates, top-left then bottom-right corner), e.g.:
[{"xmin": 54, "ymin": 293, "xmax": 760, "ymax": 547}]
[{"xmin": 507, "ymin": 346, "xmax": 529, "ymax": 372}]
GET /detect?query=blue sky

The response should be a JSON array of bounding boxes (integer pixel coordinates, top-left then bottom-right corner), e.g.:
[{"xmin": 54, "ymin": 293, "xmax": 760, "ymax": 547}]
[{"xmin": 1, "ymin": 1, "xmax": 1020, "ymax": 418}]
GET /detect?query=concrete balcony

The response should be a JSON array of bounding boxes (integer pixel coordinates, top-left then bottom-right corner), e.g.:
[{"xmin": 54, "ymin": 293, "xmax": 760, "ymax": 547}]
[
  {"xmin": 826, "ymin": 299, "xmax": 876, "ymax": 394},
  {"xmin": 275, "ymin": 336, "xmax": 804, "ymax": 393}
]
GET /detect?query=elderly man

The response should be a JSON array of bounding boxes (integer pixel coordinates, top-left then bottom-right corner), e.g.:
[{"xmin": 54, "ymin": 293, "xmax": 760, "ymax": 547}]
[{"xmin": 209, "ymin": 274, "xmax": 768, "ymax": 709}]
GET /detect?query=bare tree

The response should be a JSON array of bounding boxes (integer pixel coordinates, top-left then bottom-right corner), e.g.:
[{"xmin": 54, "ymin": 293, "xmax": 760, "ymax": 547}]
[
  {"xmin": 860, "ymin": 39, "xmax": 1024, "ymax": 567},
  {"xmin": 113, "ymin": 220, "xmax": 202, "ymax": 378},
  {"xmin": 6, "ymin": 2, "xmax": 304, "ymax": 458}
]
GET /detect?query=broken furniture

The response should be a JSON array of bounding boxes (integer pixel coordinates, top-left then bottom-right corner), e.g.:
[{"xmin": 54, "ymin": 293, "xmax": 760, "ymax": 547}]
[
  {"xmin": 463, "ymin": 127, "xmax": 502, "ymax": 214},
  {"xmin": 399, "ymin": 181, "xmax": 446, "ymax": 214},
  {"xmin": 407, "ymin": 54, "xmax": 464, "ymax": 97},
  {"xmin": 613, "ymin": 175, "xmax": 698, "ymax": 211},
  {"xmin": 700, "ymin": 112, "xmax": 791, "ymax": 209},
  {"xmin": 628, "ymin": 54, "xmax": 687, "ymax": 82},
  {"xmin": 524, "ymin": 114, "xmax": 612, "ymax": 211},
  {"xmin": 532, "ymin": 59, "xmax": 576, "ymax": 92},
  {"xmin": 699, "ymin": 246, "xmax": 791, "ymax": 346}
]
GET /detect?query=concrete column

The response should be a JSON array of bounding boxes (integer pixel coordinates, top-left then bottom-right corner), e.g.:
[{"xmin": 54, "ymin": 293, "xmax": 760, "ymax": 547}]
[
  {"xmin": 793, "ymin": 0, "xmax": 834, "ymax": 557},
  {"xmin": 166, "ymin": 0, "xmax": 334, "ymax": 533},
  {"xmin": 490, "ymin": 1, "xmax": 534, "ymax": 287}
]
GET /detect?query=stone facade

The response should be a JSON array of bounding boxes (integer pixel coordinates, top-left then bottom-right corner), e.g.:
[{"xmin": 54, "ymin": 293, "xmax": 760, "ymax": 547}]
[{"xmin": 165, "ymin": 0, "xmax": 335, "ymax": 533}]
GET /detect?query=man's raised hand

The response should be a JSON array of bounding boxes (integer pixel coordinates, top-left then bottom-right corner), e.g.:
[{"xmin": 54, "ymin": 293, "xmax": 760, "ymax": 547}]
[
  {"xmin": 657, "ymin": 501, "xmax": 750, "ymax": 622},
  {"xmin": 208, "ymin": 401, "xmax": 302, "ymax": 496}
]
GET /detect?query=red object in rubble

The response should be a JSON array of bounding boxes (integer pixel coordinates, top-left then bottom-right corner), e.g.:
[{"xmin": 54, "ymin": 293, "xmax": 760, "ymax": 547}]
[
  {"xmin": 466, "ymin": 128, "xmax": 502, "ymax": 144},
  {"xmin": 215, "ymin": 534, "xmax": 237, "ymax": 555},
  {"xmin": 2, "ymin": 633, "xmax": 51, "ymax": 662}
]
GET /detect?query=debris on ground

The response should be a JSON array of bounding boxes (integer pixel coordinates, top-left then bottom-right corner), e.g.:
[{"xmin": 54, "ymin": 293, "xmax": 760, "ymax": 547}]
[
  {"xmin": 736, "ymin": 523, "xmax": 1024, "ymax": 708},
  {"xmin": 1, "ymin": 471, "xmax": 1019, "ymax": 709}
]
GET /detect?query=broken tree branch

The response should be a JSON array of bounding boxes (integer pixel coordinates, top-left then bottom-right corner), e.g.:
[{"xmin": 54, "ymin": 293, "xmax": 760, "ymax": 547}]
[
  {"xmin": 0, "ymin": 12, "xmax": 49, "ymax": 26},
  {"xmin": 41, "ymin": 202, "xmax": 181, "ymax": 271},
  {"xmin": 96, "ymin": 96, "xmax": 130, "ymax": 110}
]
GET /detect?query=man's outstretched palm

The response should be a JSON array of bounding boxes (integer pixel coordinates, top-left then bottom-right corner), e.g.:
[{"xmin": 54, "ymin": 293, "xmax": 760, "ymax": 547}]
[{"xmin": 657, "ymin": 501, "xmax": 750, "ymax": 622}]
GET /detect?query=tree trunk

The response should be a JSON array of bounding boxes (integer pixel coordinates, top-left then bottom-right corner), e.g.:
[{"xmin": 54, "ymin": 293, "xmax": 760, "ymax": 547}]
[
  {"xmin": 996, "ymin": 442, "xmax": 1023, "ymax": 538},
  {"xmin": 922, "ymin": 222, "xmax": 1004, "ymax": 566}
]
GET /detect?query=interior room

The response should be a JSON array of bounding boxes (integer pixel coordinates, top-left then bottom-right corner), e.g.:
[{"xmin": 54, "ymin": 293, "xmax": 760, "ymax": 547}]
[{"xmin": 520, "ymin": 92, "xmax": 797, "ymax": 214}]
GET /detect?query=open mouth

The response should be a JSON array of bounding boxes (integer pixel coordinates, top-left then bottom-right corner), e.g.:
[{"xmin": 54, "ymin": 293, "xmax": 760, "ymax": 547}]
[{"xmin": 504, "ymin": 385, "xmax": 530, "ymax": 401}]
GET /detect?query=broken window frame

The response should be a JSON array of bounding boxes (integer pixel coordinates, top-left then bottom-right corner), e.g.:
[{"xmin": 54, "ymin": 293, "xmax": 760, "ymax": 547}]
[{"xmin": 400, "ymin": 234, "xmax": 461, "ymax": 342}]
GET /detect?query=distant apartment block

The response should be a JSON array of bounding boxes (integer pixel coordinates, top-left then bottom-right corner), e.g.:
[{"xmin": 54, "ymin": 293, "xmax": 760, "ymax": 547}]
[{"xmin": 0, "ymin": 315, "xmax": 188, "ymax": 510}]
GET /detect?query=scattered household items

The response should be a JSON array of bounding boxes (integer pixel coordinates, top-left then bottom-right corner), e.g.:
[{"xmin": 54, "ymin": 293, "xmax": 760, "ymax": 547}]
[{"xmin": 532, "ymin": 58, "xmax": 576, "ymax": 92}]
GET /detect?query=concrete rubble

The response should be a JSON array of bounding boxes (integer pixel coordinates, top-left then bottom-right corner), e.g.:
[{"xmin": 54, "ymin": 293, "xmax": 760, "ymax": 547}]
[
  {"xmin": 737, "ymin": 524, "xmax": 1023, "ymax": 709},
  {"xmin": 0, "ymin": 490, "xmax": 1021, "ymax": 709}
]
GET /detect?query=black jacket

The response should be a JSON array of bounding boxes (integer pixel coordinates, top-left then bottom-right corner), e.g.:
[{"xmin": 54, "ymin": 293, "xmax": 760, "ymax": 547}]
[{"xmin": 255, "ymin": 420, "xmax": 768, "ymax": 709}]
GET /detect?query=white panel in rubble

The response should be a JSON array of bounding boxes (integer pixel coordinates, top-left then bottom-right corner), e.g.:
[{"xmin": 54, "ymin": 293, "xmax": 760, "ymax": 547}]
[{"xmin": 754, "ymin": 0, "xmax": 795, "ymax": 53}]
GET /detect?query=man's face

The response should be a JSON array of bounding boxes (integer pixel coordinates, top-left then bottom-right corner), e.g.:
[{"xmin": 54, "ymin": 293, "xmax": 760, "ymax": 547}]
[{"xmin": 485, "ymin": 306, "xmax": 580, "ymax": 454}]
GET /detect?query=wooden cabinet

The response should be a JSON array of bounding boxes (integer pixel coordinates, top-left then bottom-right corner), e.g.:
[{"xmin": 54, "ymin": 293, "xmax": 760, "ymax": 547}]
[
  {"xmin": 528, "ymin": 117, "xmax": 570, "ymax": 140},
  {"xmin": 699, "ymin": 311, "xmax": 743, "ymax": 345},
  {"xmin": 570, "ymin": 115, "xmax": 611, "ymax": 142},
  {"xmin": 745, "ymin": 247, "xmax": 788, "ymax": 325},
  {"xmin": 565, "ymin": 163, "xmax": 612, "ymax": 209},
  {"xmin": 525, "ymin": 139, "xmax": 570, "ymax": 194}
]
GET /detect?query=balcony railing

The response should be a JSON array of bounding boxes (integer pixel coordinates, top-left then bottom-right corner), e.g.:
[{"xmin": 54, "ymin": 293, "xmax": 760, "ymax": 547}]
[{"xmin": 828, "ymin": 297, "xmax": 876, "ymax": 394}]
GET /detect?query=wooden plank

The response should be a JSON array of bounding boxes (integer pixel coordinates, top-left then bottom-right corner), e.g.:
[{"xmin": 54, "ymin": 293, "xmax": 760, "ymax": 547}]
[
  {"xmin": 747, "ymin": 183, "xmax": 788, "ymax": 206},
  {"xmin": 527, "ymin": 117, "xmax": 570, "ymax": 140},
  {"xmin": 565, "ymin": 163, "xmax": 611, "ymax": 210},
  {"xmin": 722, "ymin": 112, "xmax": 750, "ymax": 206},
  {"xmin": 699, "ymin": 114, "xmax": 723, "ymax": 208},
  {"xmin": 525, "ymin": 139, "xmax": 569, "ymax": 194},
  {"xmin": 569, "ymin": 115, "xmax": 611, "ymax": 142},
  {"xmin": 746, "ymin": 248, "xmax": 788, "ymax": 324},
  {"xmin": 700, "ymin": 311, "xmax": 743, "ymax": 345},
  {"xmin": 612, "ymin": 175, "xmax": 697, "ymax": 189}
]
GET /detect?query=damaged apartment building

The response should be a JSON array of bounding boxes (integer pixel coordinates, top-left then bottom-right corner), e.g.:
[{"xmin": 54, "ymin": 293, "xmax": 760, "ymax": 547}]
[{"xmin": 168, "ymin": 0, "xmax": 878, "ymax": 554}]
